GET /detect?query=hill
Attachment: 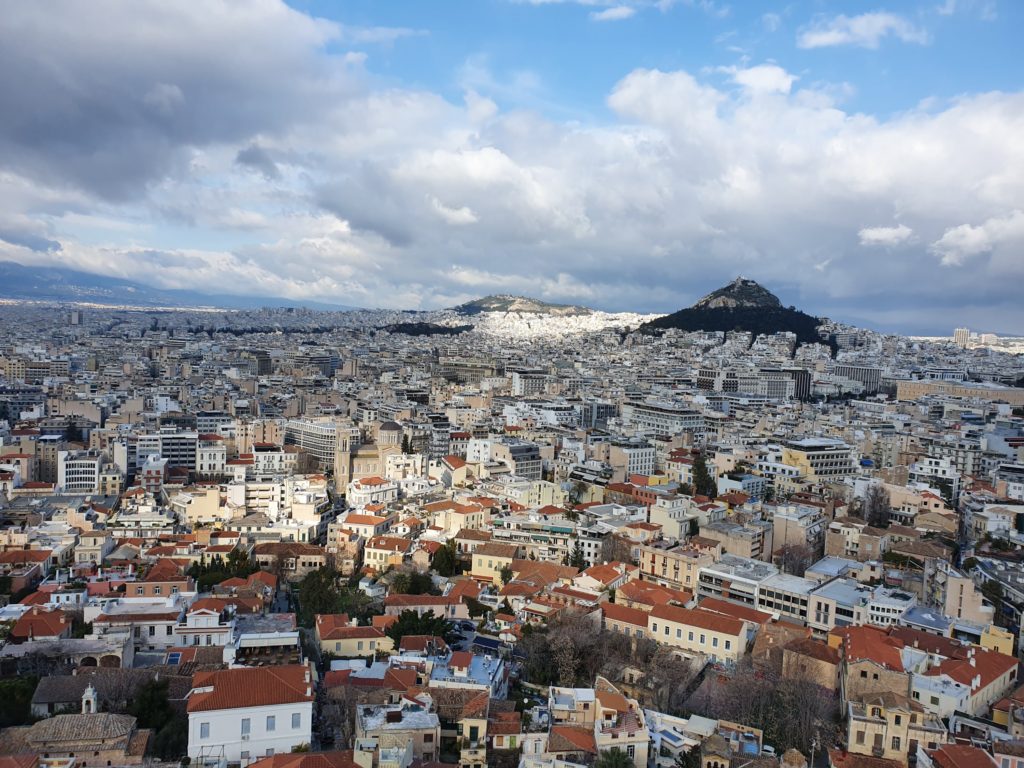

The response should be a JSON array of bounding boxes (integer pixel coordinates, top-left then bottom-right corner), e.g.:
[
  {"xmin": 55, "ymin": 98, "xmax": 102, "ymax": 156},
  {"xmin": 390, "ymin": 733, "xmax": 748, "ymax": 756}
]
[
  {"xmin": 452, "ymin": 294, "xmax": 592, "ymax": 316},
  {"xmin": 638, "ymin": 277, "xmax": 834, "ymax": 351},
  {"xmin": 0, "ymin": 261, "xmax": 357, "ymax": 311}
]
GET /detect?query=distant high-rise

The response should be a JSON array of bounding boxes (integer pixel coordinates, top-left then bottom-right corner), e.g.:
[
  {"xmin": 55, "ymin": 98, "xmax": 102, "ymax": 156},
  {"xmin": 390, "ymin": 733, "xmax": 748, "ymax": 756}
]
[{"xmin": 953, "ymin": 327, "xmax": 970, "ymax": 348}]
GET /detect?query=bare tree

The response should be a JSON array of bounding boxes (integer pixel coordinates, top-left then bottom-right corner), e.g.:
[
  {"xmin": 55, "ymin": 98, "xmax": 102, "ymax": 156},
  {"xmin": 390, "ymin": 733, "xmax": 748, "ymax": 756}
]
[
  {"xmin": 775, "ymin": 543, "xmax": 815, "ymax": 576},
  {"xmin": 861, "ymin": 484, "xmax": 891, "ymax": 528},
  {"xmin": 640, "ymin": 647, "xmax": 701, "ymax": 715},
  {"xmin": 600, "ymin": 534, "xmax": 635, "ymax": 565},
  {"xmin": 691, "ymin": 659, "xmax": 839, "ymax": 755}
]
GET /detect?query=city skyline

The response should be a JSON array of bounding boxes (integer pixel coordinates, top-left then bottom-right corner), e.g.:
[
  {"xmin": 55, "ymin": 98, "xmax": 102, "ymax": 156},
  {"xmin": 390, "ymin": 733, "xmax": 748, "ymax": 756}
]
[{"xmin": 0, "ymin": 1, "xmax": 1022, "ymax": 334}]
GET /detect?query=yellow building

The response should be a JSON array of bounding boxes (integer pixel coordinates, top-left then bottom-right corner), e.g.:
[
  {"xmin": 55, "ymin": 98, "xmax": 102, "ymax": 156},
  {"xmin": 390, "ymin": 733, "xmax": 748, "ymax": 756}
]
[
  {"xmin": 315, "ymin": 614, "xmax": 394, "ymax": 658},
  {"xmin": 646, "ymin": 605, "xmax": 745, "ymax": 664},
  {"xmin": 980, "ymin": 624, "xmax": 1014, "ymax": 656},
  {"xmin": 846, "ymin": 692, "xmax": 948, "ymax": 765},
  {"xmin": 471, "ymin": 542, "xmax": 518, "ymax": 586}
]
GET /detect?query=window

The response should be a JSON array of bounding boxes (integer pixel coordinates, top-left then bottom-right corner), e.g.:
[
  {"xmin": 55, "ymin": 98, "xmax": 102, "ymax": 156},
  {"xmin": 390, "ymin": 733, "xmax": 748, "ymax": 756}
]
[
  {"xmin": 266, "ymin": 750, "xmax": 275, "ymax": 758},
  {"xmin": 148, "ymin": 626, "xmax": 155, "ymax": 637},
  {"xmin": 154, "ymin": 586, "xmax": 162, "ymax": 595},
  {"xmin": 136, "ymin": 587, "xmax": 144, "ymax": 595},
  {"xmin": 664, "ymin": 626, "xmax": 669, "ymax": 636},
  {"xmin": 725, "ymin": 640, "xmax": 731, "ymax": 650},
  {"xmin": 627, "ymin": 746, "xmax": 635, "ymax": 758},
  {"xmin": 242, "ymin": 719, "xmax": 251, "ymax": 736},
  {"xmin": 200, "ymin": 722, "xmax": 210, "ymax": 739},
  {"xmin": 241, "ymin": 753, "xmax": 250, "ymax": 761},
  {"xmin": 892, "ymin": 737, "xmax": 901, "ymax": 751},
  {"xmin": 688, "ymin": 632, "xmax": 694, "ymax": 641},
  {"xmin": 712, "ymin": 637, "xmax": 719, "ymax": 648},
  {"xmin": 676, "ymin": 629, "xmax": 682, "ymax": 639},
  {"xmin": 267, "ymin": 716, "xmax": 276, "ymax": 732},
  {"xmin": 700, "ymin": 634, "xmax": 706, "ymax": 645},
  {"xmin": 652, "ymin": 623, "xmax": 658, "ymax": 633},
  {"xmin": 424, "ymin": 734, "xmax": 434, "ymax": 743},
  {"xmin": 856, "ymin": 731, "xmax": 865, "ymax": 745},
  {"xmin": 166, "ymin": 626, "xmax": 173, "ymax": 636},
  {"xmin": 860, "ymin": 671, "xmax": 868, "ymax": 679},
  {"xmin": 930, "ymin": 696, "xmax": 939, "ymax": 705},
  {"xmin": 894, "ymin": 715, "xmax": 901, "ymax": 726},
  {"xmin": 292, "ymin": 713, "xmax": 301, "ymax": 729}
]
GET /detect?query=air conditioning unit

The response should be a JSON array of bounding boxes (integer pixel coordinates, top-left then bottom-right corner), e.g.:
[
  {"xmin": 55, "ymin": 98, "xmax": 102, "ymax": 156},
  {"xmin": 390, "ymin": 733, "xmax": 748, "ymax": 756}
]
[{"xmin": 242, "ymin": 735, "xmax": 250, "ymax": 741}]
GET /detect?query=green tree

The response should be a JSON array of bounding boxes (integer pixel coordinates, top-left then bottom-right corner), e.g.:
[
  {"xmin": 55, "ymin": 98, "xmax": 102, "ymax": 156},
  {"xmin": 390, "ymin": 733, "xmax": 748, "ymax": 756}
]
[
  {"xmin": 384, "ymin": 609, "xmax": 452, "ymax": 644},
  {"xmin": 129, "ymin": 679, "xmax": 174, "ymax": 729},
  {"xmin": 595, "ymin": 748, "xmax": 634, "ymax": 768},
  {"xmin": 692, "ymin": 453, "xmax": 718, "ymax": 498},
  {"xmin": 432, "ymin": 542, "xmax": 458, "ymax": 577},
  {"xmin": 401, "ymin": 434, "xmax": 412, "ymax": 454},
  {"xmin": 569, "ymin": 540, "xmax": 586, "ymax": 570},
  {"xmin": 295, "ymin": 567, "xmax": 371, "ymax": 627},
  {"xmin": 0, "ymin": 677, "xmax": 38, "ymax": 727},
  {"xmin": 499, "ymin": 564, "xmax": 514, "ymax": 585}
]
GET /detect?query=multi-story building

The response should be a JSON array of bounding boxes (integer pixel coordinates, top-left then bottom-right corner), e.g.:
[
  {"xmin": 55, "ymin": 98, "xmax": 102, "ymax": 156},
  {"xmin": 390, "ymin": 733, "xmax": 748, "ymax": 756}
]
[
  {"xmin": 187, "ymin": 664, "xmax": 315, "ymax": 767},
  {"xmin": 781, "ymin": 438, "xmax": 856, "ymax": 481}
]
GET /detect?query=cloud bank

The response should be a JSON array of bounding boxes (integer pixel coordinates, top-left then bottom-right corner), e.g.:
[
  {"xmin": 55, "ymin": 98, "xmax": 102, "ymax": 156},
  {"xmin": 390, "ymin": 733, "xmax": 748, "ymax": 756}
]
[{"xmin": 0, "ymin": 1, "xmax": 1022, "ymax": 332}]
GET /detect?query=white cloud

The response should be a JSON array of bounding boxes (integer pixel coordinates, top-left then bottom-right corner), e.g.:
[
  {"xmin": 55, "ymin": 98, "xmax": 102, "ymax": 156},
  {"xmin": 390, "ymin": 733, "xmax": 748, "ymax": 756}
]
[
  {"xmin": 761, "ymin": 12, "xmax": 781, "ymax": 32},
  {"xmin": 429, "ymin": 196, "xmax": 479, "ymax": 225},
  {"xmin": 797, "ymin": 12, "xmax": 930, "ymax": 49},
  {"xmin": 1, "ymin": 2, "xmax": 1024, "ymax": 329},
  {"xmin": 730, "ymin": 64, "xmax": 797, "ymax": 94},
  {"xmin": 340, "ymin": 25, "xmax": 426, "ymax": 44},
  {"xmin": 929, "ymin": 211, "xmax": 1024, "ymax": 266},
  {"xmin": 859, "ymin": 224, "xmax": 913, "ymax": 246},
  {"xmin": 590, "ymin": 5, "xmax": 636, "ymax": 21}
]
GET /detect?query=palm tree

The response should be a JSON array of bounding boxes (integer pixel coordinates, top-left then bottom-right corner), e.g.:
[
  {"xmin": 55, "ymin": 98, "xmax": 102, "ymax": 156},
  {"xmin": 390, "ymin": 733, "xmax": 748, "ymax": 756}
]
[{"xmin": 596, "ymin": 748, "xmax": 634, "ymax": 768}]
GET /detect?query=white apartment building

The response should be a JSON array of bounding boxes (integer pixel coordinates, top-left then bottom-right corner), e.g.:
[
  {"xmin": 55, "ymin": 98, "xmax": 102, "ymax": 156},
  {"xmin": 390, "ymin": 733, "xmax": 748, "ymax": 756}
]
[{"xmin": 187, "ymin": 664, "xmax": 315, "ymax": 767}]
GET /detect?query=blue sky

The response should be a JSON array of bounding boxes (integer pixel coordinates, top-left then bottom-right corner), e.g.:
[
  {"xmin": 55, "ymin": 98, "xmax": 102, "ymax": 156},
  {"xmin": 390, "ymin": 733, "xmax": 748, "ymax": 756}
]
[
  {"xmin": 0, "ymin": 0, "xmax": 1022, "ymax": 334},
  {"xmin": 292, "ymin": 0, "xmax": 1020, "ymax": 118}
]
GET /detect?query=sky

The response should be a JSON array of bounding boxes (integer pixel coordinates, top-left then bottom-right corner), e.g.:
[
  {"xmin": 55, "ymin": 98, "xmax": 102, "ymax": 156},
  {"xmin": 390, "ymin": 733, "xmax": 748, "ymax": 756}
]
[{"xmin": 0, "ymin": 0, "xmax": 1022, "ymax": 335}]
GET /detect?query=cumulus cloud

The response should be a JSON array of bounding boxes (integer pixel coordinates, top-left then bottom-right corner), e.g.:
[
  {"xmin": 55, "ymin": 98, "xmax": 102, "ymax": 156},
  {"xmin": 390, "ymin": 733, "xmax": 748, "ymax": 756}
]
[
  {"xmin": 797, "ymin": 12, "xmax": 930, "ymax": 49},
  {"xmin": 729, "ymin": 64, "xmax": 797, "ymax": 94},
  {"xmin": 859, "ymin": 224, "xmax": 913, "ymax": 246},
  {"xmin": 929, "ymin": 211, "xmax": 1024, "ymax": 266},
  {"xmin": 1, "ymin": 1, "xmax": 1024, "ymax": 331},
  {"xmin": 590, "ymin": 6, "xmax": 636, "ymax": 21}
]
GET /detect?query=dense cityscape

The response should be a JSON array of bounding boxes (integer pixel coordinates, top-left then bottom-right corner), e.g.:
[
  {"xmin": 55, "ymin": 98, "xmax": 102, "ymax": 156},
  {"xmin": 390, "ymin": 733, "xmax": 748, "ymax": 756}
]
[
  {"xmin": 3, "ymin": 2, "xmax": 1024, "ymax": 768},
  {"xmin": 0, "ymin": 277, "xmax": 1023, "ymax": 768}
]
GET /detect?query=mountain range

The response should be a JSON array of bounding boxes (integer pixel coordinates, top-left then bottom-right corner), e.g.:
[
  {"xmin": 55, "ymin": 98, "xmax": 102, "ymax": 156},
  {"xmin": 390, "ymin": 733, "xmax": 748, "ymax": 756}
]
[
  {"xmin": 0, "ymin": 262, "xmax": 833, "ymax": 346},
  {"xmin": 0, "ymin": 261, "xmax": 357, "ymax": 311}
]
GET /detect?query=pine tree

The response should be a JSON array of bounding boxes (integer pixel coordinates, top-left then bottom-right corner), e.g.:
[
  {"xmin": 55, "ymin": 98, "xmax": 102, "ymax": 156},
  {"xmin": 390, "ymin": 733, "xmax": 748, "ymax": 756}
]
[{"xmin": 570, "ymin": 540, "xmax": 586, "ymax": 570}]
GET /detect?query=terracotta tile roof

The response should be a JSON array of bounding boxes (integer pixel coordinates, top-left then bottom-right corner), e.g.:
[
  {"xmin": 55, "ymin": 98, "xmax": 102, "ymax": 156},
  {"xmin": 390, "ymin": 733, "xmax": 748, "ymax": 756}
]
[
  {"xmin": 474, "ymin": 542, "xmax": 518, "ymax": 559},
  {"xmin": 455, "ymin": 528, "xmax": 492, "ymax": 542},
  {"xmin": 548, "ymin": 725, "xmax": 597, "ymax": 754},
  {"xmin": 649, "ymin": 604, "xmax": 744, "ymax": 636},
  {"xmin": 697, "ymin": 596, "xmax": 772, "ymax": 625},
  {"xmin": 924, "ymin": 648, "xmax": 1018, "ymax": 693},
  {"xmin": 247, "ymin": 751, "xmax": 358, "ymax": 768},
  {"xmin": 367, "ymin": 536, "xmax": 412, "ymax": 553},
  {"xmin": 10, "ymin": 607, "xmax": 68, "ymax": 641},
  {"xmin": 602, "ymin": 602, "xmax": 649, "ymax": 628},
  {"xmin": 398, "ymin": 635, "xmax": 449, "ymax": 654},
  {"xmin": 784, "ymin": 637, "xmax": 841, "ymax": 665},
  {"xmin": 828, "ymin": 750, "xmax": 904, "ymax": 768},
  {"xmin": 837, "ymin": 625, "xmax": 906, "ymax": 671},
  {"xmin": 928, "ymin": 745, "xmax": 997, "ymax": 768},
  {"xmin": 187, "ymin": 664, "xmax": 314, "ymax": 712}
]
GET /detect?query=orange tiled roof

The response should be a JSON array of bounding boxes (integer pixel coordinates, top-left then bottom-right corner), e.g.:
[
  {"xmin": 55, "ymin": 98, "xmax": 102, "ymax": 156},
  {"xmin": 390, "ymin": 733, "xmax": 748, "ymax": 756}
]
[{"xmin": 188, "ymin": 665, "xmax": 314, "ymax": 712}]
